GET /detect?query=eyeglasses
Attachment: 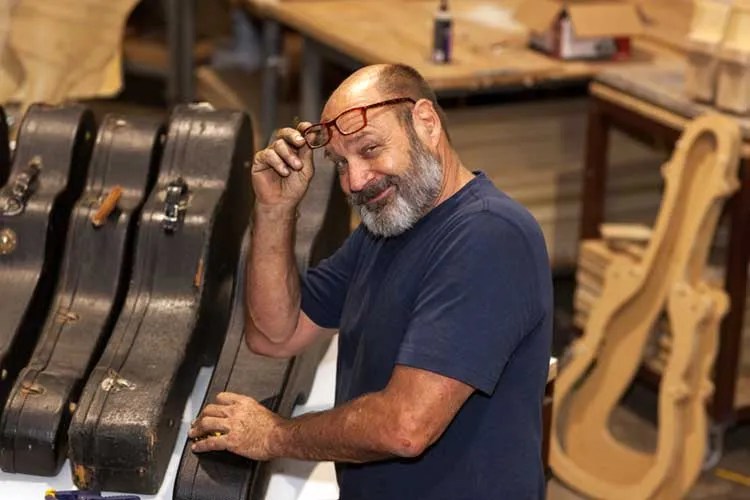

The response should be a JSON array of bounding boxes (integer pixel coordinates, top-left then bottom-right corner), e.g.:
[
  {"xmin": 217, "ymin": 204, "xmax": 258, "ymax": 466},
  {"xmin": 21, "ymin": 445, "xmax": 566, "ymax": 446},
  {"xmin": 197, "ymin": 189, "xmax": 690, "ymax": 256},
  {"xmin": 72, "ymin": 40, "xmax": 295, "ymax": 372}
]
[{"xmin": 302, "ymin": 97, "xmax": 416, "ymax": 149}]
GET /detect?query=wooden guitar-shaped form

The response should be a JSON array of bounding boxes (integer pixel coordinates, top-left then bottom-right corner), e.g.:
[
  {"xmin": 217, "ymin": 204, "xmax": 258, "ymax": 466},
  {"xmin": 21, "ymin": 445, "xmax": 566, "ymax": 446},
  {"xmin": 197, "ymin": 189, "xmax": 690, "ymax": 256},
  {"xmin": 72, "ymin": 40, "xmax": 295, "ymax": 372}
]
[{"xmin": 550, "ymin": 114, "xmax": 740, "ymax": 499}]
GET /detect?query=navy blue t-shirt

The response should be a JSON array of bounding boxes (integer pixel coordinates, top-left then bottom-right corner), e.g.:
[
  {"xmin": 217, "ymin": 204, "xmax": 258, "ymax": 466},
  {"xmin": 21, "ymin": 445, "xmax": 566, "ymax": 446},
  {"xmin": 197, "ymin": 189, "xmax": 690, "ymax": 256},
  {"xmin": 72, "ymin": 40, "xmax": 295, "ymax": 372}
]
[{"xmin": 301, "ymin": 172, "xmax": 553, "ymax": 500}]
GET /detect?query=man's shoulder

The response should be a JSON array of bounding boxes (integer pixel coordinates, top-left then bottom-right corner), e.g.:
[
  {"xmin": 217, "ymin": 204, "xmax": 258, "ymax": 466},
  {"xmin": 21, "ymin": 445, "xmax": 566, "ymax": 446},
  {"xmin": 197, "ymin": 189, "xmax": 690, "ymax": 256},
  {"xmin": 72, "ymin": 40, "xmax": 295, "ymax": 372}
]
[{"xmin": 448, "ymin": 175, "xmax": 545, "ymax": 246}]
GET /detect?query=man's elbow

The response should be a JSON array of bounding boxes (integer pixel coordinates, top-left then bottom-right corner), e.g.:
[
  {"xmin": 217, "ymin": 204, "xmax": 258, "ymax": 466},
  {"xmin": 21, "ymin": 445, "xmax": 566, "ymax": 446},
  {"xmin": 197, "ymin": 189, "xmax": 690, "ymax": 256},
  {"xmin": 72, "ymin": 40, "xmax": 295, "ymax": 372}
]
[
  {"xmin": 385, "ymin": 415, "xmax": 436, "ymax": 458},
  {"xmin": 244, "ymin": 326, "xmax": 290, "ymax": 358}
]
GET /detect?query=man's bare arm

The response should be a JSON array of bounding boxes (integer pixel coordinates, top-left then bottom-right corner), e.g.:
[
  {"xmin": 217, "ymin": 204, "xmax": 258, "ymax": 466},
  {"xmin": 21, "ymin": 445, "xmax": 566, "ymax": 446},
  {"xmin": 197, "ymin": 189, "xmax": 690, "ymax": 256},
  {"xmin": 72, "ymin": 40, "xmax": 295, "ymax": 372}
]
[
  {"xmin": 244, "ymin": 123, "xmax": 326, "ymax": 357},
  {"xmin": 246, "ymin": 204, "xmax": 300, "ymax": 342},
  {"xmin": 190, "ymin": 365, "xmax": 475, "ymax": 462}
]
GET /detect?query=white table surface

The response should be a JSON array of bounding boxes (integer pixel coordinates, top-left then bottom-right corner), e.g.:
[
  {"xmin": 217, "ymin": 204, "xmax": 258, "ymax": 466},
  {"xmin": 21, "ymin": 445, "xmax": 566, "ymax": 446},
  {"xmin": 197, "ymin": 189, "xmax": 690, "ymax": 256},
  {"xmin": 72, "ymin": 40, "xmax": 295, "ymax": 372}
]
[
  {"xmin": 0, "ymin": 341, "xmax": 341, "ymax": 500},
  {"xmin": 0, "ymin": 340, "xmax": 557, "ymax": 500}
]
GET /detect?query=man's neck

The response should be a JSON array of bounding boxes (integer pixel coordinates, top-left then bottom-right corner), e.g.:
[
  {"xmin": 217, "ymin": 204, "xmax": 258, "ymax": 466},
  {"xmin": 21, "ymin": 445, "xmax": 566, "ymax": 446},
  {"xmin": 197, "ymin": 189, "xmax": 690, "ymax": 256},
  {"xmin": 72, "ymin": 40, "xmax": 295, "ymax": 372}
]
[{"xmin": 433, "ymin": 145, "xmax": 474, "ymax": 207}]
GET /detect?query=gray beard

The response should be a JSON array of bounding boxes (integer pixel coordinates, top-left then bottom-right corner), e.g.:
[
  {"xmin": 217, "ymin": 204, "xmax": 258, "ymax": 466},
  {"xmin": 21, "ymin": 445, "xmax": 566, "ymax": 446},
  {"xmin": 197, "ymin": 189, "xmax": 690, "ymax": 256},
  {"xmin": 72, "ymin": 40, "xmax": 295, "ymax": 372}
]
[{"xmin": 350, "ymin": 128, "xmax": 443, "ymax": 238}]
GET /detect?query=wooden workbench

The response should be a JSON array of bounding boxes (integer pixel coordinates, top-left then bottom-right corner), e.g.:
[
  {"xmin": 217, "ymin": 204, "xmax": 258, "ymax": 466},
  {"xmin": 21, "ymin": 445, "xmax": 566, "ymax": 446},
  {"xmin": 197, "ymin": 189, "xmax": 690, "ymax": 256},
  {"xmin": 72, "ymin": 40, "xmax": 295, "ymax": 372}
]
[{"xmin": 245, "ymin": 0, "xmax": 684, "ymax": 137}]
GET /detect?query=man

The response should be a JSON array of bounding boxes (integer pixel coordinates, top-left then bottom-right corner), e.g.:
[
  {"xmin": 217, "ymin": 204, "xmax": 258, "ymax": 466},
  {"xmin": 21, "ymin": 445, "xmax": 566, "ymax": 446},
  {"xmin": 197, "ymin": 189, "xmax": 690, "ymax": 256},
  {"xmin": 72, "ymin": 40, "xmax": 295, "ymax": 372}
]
[{"xmin": 189, "ymin": 63, "xmax": 553, "ymax": 499}]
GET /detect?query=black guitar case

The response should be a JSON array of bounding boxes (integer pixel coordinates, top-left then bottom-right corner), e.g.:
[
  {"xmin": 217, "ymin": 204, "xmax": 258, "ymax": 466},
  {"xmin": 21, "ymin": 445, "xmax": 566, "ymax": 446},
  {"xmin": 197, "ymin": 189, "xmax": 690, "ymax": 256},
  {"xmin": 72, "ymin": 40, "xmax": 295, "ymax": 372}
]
[
  {"xmin": 0, "ymin": 115, "xmax": 164, "ymax": 477},
  {"xmin": 0, "ymin": 107, "xmax": 9, "ymax": 186},
  {"xmin": 68, "ymin": 105, "xmax": 252, "ymax": 494},
  {"xmin": 173, "ymin": 154, "xmax": 350, "ymax": 500},
  {"xmin": 0, "ymin": 104, "xmax": 95, "ymax": 415}
]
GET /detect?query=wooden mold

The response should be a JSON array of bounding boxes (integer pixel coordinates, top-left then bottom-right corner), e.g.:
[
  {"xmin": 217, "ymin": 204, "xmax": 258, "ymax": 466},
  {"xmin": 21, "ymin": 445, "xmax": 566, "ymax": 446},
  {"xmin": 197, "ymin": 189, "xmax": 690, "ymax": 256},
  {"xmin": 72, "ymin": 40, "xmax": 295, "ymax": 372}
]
[
  {"xmin": 684, "ymin": 0, "xmax": 733, "ymax": 102},
  {"xmin": 716, "ymin": 1, "xmax": 750, "ymax": 113},
  {"xmin": 657, "ymin": 285, "xmax": 727, "ymax": 499},
  {"xmin": 551, "ymin": 113, "xmax": 740, "ymax": 499}
]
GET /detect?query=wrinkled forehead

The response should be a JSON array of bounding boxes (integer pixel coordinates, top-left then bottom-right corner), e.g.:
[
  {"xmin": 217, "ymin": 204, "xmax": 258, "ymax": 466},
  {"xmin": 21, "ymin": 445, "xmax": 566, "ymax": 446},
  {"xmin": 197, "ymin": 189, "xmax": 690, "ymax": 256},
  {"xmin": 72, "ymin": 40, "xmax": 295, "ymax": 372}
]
[{"xmin": 321, "ymin": 78, "xmax": 383, "ymax": 122}]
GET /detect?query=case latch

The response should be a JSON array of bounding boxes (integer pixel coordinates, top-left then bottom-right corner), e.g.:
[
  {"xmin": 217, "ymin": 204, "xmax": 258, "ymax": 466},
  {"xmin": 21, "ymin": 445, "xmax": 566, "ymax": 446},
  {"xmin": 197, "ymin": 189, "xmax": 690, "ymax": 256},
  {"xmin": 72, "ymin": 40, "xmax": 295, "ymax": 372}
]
[
  {"xmin": 162, "ymin": 177, "xmax": 189, "ymax": 233},
  {"xmin": 1, "ymin": 157, "xmax": 41, "ymax": 217}
]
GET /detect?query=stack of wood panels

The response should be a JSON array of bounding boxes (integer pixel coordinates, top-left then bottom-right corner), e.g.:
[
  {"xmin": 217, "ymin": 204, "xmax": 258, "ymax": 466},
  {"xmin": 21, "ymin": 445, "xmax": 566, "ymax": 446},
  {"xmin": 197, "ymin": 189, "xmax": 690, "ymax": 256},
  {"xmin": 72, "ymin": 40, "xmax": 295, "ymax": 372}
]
[
  {"xmin": 573, "ymin": 227, "xmax": 750, "ymax": 410},
  {"xmin": 446, "ymin": 98, "xmax": 666, "ymax": 267}
]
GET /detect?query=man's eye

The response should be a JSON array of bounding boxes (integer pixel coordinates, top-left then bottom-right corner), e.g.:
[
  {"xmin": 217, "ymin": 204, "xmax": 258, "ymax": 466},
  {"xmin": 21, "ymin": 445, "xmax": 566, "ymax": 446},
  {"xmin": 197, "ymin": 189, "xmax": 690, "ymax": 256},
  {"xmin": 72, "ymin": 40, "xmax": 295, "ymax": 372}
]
[{"xmin": 361, "ymin": 145, "xmax": 379, "ymax": 156}]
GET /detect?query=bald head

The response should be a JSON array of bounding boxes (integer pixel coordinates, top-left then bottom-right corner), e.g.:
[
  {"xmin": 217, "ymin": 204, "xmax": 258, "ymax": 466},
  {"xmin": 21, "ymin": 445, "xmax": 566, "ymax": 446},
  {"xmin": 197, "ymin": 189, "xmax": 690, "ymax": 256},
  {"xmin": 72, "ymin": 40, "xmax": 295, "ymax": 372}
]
[
  {"xmin": 321, "ymin": 64, "xmax": 450, "ymax": 140},
  {"xmin": 321, "ymin": 65, "xmax": 390, "ymax": 122}
]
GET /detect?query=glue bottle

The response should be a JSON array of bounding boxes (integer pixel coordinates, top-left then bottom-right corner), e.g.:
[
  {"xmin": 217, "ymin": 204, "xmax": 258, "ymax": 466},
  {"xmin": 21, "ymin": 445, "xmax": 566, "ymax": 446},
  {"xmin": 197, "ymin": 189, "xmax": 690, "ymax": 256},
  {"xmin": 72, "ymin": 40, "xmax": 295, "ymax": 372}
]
[{"xmin": 431, "ymin": 0, "xmax": 452, "ymax": 64}]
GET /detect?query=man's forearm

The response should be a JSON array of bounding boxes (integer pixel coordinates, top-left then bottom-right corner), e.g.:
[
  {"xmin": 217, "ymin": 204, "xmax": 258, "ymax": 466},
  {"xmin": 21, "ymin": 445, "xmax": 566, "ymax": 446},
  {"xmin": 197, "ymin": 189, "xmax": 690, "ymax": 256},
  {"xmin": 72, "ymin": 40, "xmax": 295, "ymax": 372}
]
[
  {"xmin": 246, "ymin": 203, "xmax": 300, "ymax": 343},
  {"xmin": 270, "ymin": 392, "xmax": 419, "ymax": 463}
]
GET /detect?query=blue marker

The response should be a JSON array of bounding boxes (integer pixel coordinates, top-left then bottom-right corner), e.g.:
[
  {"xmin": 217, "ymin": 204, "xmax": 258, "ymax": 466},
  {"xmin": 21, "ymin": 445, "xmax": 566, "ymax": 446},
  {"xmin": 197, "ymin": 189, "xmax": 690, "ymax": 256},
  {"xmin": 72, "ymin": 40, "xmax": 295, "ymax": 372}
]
[{"xmin": 44, "ymin": 489, "xmax": 140, "ymax": 500}]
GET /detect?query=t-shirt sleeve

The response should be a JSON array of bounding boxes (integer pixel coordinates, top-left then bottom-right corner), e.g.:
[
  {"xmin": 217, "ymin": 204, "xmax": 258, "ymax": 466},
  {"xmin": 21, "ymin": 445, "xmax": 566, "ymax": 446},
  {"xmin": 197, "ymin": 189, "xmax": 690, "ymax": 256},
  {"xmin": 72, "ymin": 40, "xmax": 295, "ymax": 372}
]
[
  {"xmin": 301, "ymin": 227, "xmax": 363, "ymax": 329},
  {"xmin": 396, "ymin": 213, "xmax": 546, "ymax": 395}
]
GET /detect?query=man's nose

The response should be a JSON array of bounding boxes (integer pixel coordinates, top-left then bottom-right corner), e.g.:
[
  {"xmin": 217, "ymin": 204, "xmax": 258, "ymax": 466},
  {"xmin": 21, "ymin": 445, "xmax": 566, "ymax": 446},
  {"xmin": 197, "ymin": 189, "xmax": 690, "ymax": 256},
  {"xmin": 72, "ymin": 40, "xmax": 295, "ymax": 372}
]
[{"xmin": 346, "ymin": 160, "xmax": 375, "ymax": 193}]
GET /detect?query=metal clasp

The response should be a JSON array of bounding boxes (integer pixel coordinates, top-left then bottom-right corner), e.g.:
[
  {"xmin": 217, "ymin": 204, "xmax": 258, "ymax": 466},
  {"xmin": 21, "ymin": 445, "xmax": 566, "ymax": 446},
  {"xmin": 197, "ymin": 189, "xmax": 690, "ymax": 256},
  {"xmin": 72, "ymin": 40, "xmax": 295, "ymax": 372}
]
[
  {"xmin": 1, "ymin": 156, "xmax": 41, "ymax": 216},
  {"xmin": 162, "ymin": 177, "xmax": 189, "ymax": 233}
]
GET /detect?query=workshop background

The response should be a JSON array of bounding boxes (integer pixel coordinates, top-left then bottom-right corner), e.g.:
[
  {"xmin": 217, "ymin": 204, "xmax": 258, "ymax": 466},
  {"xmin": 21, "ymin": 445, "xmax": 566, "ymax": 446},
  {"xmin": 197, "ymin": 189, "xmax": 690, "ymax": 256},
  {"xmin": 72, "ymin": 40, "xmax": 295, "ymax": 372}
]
[{"xmin": 0, "ymin": 0, "xmax": 749, "ymax": 499}]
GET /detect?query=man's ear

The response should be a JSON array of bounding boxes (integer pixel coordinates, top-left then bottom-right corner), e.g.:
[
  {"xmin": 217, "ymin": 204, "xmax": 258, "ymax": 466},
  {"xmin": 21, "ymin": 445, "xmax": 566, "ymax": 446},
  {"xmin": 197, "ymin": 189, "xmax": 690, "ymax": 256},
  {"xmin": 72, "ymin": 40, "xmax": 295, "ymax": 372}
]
[{"xmin": 411, "ymin": 99, "xmax": 441, "ymax": 148}]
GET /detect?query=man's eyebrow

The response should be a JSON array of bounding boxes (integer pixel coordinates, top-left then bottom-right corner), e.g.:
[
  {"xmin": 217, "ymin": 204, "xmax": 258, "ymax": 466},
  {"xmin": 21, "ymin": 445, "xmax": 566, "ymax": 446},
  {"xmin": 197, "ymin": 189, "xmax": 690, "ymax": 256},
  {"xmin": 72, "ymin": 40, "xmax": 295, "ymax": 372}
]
[
  {"xmin": 347, "ymin": 131, "xmax": 382, "ymax": 149},
  {"xmin": 353, "ymin": 130, "xmax": 379, "ymax": 142}
]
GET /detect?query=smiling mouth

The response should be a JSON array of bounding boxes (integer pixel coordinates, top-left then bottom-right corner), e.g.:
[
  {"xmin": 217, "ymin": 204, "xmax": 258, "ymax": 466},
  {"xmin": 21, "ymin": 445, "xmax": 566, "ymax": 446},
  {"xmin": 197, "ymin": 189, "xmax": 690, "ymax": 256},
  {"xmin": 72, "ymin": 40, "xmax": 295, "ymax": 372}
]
[{"xmin": 364, "ymin": 185, "xmax": 395, "ymax": 208}]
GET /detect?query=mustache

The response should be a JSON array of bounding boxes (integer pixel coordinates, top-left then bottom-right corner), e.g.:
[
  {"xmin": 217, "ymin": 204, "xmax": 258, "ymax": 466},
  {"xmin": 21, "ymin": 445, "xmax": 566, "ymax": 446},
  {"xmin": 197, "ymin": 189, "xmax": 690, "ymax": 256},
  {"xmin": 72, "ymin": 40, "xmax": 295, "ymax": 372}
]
[{"xmin": 349, "ymin": 176, "xmax": 397, "ymax": 206}]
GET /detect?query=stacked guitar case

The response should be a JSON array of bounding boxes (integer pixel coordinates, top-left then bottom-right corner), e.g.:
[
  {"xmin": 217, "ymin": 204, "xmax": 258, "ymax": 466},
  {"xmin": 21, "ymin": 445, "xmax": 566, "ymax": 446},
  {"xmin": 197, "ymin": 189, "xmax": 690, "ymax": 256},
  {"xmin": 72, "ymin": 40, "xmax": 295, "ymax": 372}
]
[
  {"xmin": 0, "ymin": 107, "xmax": 9, "ymax": 186},
  {"xmin": 173, "ymin": 151, "xmax": 350, "ymax": 500},
  {"xmin": 67, "ymin": 105, "xmax": 253, "ymax": 494},
  {"xmin": 0, "ymin": 104, "xmax": 96, "ymax": 422},
  {"xmin": 0, "ymin": 114, "xmax": 164, "ymax": 476},
  {"xmin": 0, "ymin": 102, "xmax": 349, "ymax": 497}
]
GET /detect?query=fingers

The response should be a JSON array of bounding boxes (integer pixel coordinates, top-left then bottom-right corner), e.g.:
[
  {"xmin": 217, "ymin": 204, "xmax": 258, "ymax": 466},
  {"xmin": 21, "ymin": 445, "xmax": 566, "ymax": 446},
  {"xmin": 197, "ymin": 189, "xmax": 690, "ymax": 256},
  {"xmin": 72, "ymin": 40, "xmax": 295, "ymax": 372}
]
[
  {"xmin": 254, "ymin": 124, "xmax": 311, "ymax": 177},
  {"xmin": 191, "ymin": 433, "xmax": 230, "ymax": 453},
  {"xmin": 253, "ymin": 148, "xmax": 291, "ymax": 176},
  {"xmin": 271, "ymin": 126, "xmax": 306, "ymax": 151},
  {"xmin": 188, "ymin": 416, "xmax": 230, "ymax": 439},
  {"xmin": 295, "ymin": 123, "xmax": 315, "ymax": 168},
  {"xmin": 198, "ymin": 403, "xmax": 229, "ymax": 418},
  {"xmin": 296, "ymin": 121, "xmax": 313, "ymax": 134},
  {"xmin": 216, "ymin": 391, "xmax": 245, "ymax": 405},
  {"xmin": 272, "ymin": 138, "xmax": 303, "ymax": 170}
]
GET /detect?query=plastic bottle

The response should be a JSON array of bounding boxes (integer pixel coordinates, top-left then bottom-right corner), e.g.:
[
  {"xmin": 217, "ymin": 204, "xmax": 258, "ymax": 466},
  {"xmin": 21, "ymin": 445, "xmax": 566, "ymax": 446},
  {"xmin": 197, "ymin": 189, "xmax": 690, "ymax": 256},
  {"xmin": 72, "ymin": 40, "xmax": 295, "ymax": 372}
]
[{"xmin": 431, "ymin": 0, "xmax": 452, "ymax": 64}]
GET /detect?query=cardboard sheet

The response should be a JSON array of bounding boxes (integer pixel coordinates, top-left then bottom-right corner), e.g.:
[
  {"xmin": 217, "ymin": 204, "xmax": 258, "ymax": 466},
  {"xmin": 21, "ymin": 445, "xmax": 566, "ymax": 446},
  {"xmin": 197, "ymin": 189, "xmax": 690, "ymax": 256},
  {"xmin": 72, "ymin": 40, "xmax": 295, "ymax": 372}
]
[{"xmin": 0, "ymin": 0, "xmax": 137, "ymax": 111}]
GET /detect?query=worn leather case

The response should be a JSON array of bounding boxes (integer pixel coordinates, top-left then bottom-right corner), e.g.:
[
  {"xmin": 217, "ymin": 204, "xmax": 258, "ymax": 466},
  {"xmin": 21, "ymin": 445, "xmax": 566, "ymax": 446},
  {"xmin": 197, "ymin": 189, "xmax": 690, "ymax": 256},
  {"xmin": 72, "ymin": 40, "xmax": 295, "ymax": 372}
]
[
  {"xmin": 0, "ymin": 114, "xmax": 164, "ymax": 476},
  {"xmin": 0, "ymin": 107, "xmax": 9, "ymax": 186},
  {"xmin": 68, "ymin": 105, "xmax": 252, "ymax": 494},
  {"xmin": 0, "ymin": 104, "xmax": 95, "ymax": 415},
  {"xmin": 173, "ymin": 154, "xmax": 349, "ymax": 500}
]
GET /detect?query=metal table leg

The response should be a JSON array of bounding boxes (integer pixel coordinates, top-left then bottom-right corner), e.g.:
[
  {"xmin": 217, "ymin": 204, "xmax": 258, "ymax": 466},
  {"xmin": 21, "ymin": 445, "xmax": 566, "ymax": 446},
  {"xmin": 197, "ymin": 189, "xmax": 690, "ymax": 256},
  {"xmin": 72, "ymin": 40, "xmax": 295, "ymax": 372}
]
[
  {"xmin": 261, "ymin": 19, "xmax": 282, "ymax": 142},
  {"xmin": 713, "ymin": 157, "xmax": 750, "ymax": 424},
  {"xmin": 301, "ymin": 37, "xmax": 324, "ymax": 124},
  {"xmin": 166, "ymin": 0, "xmax": 195, "ymax": 104}
]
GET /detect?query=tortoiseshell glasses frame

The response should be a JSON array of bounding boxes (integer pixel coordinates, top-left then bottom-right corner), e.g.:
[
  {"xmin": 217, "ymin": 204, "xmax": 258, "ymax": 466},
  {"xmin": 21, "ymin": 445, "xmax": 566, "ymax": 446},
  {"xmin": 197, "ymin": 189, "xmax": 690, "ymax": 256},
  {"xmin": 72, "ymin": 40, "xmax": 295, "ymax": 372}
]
[{"xmin": 301, "ymin": 97, "xmax": 416, "ymax": 149}]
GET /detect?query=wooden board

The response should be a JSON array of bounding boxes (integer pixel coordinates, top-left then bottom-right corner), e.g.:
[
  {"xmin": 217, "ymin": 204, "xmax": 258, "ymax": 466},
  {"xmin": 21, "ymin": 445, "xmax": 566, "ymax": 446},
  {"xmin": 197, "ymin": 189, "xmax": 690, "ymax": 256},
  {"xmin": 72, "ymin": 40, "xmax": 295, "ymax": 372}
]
[
  {"xmin": 595, "ymin": 65, "xmax": 750, "ymax": 142},
  {"xmin": 626, "ymin": 0, "xmax": 694, "ymax": 52},
  {"xmin": 249, "ymin": 0, "xmax": 683, "ymax": 93}
]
